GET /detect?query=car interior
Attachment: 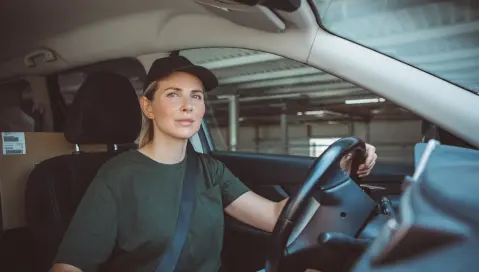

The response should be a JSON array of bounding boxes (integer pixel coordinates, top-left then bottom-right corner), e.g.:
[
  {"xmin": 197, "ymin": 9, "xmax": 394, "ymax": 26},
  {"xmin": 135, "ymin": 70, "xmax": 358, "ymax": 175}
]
[{"xmin": 0, "ymin": 0, "xmax": 478, "ymax": 272}]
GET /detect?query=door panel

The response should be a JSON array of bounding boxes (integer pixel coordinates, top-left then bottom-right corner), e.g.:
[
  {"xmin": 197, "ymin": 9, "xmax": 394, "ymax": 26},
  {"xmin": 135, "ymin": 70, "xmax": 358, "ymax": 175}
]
[
  {"xmin": 213, "ymin": 150, "xmax": 413, "ymax": 199},
  {"xmin": 214, "ymin": 150, "xmax": 414, "ymax": 272},
  {"xmin": 212, "ymin": 151, "xmax": 316, "ymax": 187}
]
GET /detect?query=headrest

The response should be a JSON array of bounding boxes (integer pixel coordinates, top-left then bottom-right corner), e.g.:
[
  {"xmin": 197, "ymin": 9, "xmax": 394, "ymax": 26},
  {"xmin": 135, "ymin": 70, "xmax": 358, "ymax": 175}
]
[{"xmin": 64, "ymin": 72, "xmax": 141, "ymax": 145}]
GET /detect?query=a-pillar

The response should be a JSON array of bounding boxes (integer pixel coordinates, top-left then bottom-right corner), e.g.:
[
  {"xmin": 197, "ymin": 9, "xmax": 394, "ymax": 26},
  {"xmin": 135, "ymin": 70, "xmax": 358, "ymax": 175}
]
[{"xmin": 280, "ymin": 111, "xmax": 289, "ymax": 155}]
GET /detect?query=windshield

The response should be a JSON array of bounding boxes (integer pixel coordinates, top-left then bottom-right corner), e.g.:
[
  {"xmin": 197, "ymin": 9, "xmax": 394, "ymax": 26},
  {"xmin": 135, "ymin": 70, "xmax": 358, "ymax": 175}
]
[{"xmin": 314, "ymin": 0, "xmax": 479, "ymax": 94}]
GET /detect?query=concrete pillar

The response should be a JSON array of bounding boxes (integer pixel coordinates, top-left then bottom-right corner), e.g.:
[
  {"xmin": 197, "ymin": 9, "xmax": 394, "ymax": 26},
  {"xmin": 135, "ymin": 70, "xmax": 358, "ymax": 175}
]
[
  {"xmin": 365, "ymin": 121, "xmax": 371, "ymax": 142},
  {"xmin": 349, "ymin": 121, "xmax": 355, "ymax": 136},
  {"xmin": 254, "ymin": 125, "xmax": 260, "ymax": 153},
  {"xmin": 280, "ymin": 112, "xmax": 289, "ymax": 154},
  {"xmin": 228, "ymin": 95, "xmax": 238, "ymax": 151}
]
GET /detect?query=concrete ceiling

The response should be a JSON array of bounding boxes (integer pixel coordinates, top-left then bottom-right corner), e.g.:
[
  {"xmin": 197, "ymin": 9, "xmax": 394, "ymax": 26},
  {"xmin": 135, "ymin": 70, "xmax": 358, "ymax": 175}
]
[{"xmin": 318, "ymin": 0, "xmax": 479, "ymax": 93}]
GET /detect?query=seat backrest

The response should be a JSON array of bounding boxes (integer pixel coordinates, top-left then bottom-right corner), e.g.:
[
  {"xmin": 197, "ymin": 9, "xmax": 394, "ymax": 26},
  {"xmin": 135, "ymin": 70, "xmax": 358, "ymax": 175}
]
[
  {"xmin": 25, "ymin": 72, "xmax": 141, "ymax": 272},
  {"xmin": 0, "ymin": 132, "xmax": 74, "ymax": 231}
]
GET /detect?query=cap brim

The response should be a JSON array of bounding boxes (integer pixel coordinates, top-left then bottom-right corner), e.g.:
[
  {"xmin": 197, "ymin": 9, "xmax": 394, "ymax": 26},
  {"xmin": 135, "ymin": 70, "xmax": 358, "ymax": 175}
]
[{"xmin": 175, "ymin": 65, "xmax": 218, "ymax": 92}]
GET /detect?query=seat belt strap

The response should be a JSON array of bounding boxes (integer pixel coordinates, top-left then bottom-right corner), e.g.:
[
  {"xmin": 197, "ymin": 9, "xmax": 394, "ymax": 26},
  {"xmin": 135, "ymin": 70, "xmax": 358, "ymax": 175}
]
[{"xmin": 154, "ymin": 142, "xmax": 200, "ymax": 272}]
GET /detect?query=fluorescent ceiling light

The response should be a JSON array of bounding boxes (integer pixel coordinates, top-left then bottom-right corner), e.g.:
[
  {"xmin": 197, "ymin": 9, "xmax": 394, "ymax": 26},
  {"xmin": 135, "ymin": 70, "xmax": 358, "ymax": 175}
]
[
  {"xmin": 297, "ymin": 110, "xmax": 325, "ymax": 116},
  {"xmin": 305, "ymin": 110, "xmax": 325, "ymax": 116},
  {"xmin": 345, "ymin": 98, "xmax": 386, "ymax": 104}
]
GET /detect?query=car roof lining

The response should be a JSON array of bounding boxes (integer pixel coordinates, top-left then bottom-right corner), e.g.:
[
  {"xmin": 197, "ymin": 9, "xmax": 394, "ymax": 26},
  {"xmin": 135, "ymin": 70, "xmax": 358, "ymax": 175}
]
[{"xmin": 0, "ymin": 0, "xmax": 318, "ymax": 80}]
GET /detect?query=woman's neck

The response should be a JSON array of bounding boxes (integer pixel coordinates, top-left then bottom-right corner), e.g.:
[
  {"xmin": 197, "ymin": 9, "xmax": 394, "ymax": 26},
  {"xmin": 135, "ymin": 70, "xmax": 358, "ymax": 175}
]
[{"xmin": 140, "ymin": 135, "xmax": 187, "ymax": 164}]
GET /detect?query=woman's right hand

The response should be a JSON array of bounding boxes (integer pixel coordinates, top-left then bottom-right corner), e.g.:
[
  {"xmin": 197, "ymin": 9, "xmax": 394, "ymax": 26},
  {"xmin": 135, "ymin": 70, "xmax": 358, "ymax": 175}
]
[{"xmin": 51, "ymin": 263, "xmax": 83, "ymax": 272}]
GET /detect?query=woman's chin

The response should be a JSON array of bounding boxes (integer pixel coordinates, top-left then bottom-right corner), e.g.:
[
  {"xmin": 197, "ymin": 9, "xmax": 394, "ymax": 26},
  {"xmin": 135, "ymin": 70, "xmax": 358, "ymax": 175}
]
[{"xmin": 170, "ymin": 129, "xmax": 199, "ymax": 140}]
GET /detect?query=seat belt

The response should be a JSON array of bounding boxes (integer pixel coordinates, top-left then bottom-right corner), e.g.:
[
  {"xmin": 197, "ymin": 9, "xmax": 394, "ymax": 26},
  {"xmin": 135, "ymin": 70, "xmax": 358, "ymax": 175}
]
[{"xmin": 155, "ymin": 142, "xmax": 200, "ymax": 272}]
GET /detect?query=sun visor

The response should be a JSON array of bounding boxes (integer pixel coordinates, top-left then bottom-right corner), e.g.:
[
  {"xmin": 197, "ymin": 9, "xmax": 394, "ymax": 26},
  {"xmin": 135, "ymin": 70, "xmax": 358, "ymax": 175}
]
[{"xmin": 193, "ymin": 0, "xmax": 286, "ymax": 33}]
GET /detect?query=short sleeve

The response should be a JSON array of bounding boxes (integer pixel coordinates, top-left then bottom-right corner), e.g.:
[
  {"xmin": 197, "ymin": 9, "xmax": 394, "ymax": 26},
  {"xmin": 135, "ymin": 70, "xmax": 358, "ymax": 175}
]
[
  {"xmin": 208, "ymin": 158, "xmax": 250, "ymax": 207},
  {"xmin": 54, "ymin": 174, "xmax": 118, "ymax": 272}
]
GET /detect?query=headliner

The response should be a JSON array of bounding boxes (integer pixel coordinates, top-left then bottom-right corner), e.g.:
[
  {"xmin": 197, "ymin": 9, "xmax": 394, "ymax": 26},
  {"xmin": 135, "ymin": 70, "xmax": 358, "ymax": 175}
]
[{"xmin": 0, "ymin": 0, "xmax": 208, "ymax": 63}]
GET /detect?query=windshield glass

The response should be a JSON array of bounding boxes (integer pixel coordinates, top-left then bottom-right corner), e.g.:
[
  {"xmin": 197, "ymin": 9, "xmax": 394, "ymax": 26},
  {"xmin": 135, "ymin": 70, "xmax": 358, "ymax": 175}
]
[{"xmin": 314, "ymin": 0, "xmax": 479, "ymax": 94}]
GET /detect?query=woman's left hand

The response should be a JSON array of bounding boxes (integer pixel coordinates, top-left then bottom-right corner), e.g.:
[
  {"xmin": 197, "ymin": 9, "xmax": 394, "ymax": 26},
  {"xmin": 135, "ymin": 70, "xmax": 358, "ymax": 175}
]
[{"xmin": 341, "ymin": 143, "xmax": 378, "ymax": 178}]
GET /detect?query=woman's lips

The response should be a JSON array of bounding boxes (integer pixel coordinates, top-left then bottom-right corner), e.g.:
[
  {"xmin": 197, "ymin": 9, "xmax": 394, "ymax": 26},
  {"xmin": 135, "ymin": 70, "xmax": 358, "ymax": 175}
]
[{"xmin": 176, "ymin": 118, "xmax": 195, "ymax": 126}]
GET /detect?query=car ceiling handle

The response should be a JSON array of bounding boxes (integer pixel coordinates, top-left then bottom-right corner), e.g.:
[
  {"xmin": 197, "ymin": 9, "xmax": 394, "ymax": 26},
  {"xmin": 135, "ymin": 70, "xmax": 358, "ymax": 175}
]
[{"xmin": 24, "ymin": 49, "xmax": 57, "ymax": 68}]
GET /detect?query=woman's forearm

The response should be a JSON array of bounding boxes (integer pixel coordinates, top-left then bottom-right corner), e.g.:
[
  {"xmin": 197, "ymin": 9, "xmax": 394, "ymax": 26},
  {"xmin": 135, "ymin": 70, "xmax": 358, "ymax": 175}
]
[
  {"xmin": 225, "ymin": 192, "xmax": 289, "ymax": 233},
  {"xmin": 274, "ymin": 198, "xmax": 289, "ymax": 224}
]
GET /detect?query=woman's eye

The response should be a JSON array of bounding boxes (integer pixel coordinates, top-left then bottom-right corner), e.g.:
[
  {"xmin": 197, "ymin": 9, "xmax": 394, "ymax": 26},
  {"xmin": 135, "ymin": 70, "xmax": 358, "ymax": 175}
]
[
  {"xmin": 167, "ymin": 92, "xmax": 179, "ymax": 97},
  {"xmin": 193, "ymin": 94, "xmax": 204, "ymax": 100}
]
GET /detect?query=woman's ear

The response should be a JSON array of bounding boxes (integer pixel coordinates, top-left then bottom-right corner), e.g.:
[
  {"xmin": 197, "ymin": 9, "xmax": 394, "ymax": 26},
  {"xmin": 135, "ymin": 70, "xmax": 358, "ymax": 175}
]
[{"xmin": 139, "ymin": 96, "xmax": 154, "ymax": 119}]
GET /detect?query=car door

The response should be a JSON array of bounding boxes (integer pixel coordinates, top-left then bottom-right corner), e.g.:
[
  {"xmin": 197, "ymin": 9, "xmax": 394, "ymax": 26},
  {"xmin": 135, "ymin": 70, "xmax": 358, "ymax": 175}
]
[{"xmin": 181, "ymin": 47, "xmax": 419, "ymax": 272}]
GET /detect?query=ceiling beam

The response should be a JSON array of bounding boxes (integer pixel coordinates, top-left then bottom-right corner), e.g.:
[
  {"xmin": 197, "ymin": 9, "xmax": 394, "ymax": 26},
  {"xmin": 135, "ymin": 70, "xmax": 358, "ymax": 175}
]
[
  {"xmin": 206, "ymin": 113, "xmax": 420, "ymax": 127},
  {"xmin": 324, "ymin": 0, "xmax": 429, "ymax": 23},
  {"xmin": 232, "ymin": 73, "xmax": 340, "ymax": 90},
  {"xmin": 201, "ymin": 53, "xmax": 282, "ymax": 70},
  {"xmin": 213, "ymin": 51, "xmax": 479, "ymax": 91},
  {"xmin": 208, "ymin": 92, "xmax": 380, "ymax": 112},
  {"xmin": 410, "ymin": 48, "xmax": 479, "ymax": 64},
  {"xmin": 219, "ymin": 67, "xmax": 319, "ymax": 85},
  {"xmin": 419, "ymin": 58, "xmax": 479, "ymax": 74},
  {"xmin": 208, "ymin": 100, "xmax": 397, "ymax": 117},
  {"xmin": 367, "ymin": 21, "xmax": 479, "ymax": 49},
  {"xmin": 240, "ymin": 84, "xmax": 363, "ymax": 96},
  {"xmin": 210, "ymin": 87, "xmax": 365, "ymax": 104}
]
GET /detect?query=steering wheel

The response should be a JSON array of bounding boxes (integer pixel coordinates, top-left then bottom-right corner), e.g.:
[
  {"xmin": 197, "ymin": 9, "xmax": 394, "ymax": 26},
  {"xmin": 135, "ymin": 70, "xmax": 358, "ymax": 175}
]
[{"xmin": 264, "ymin": 137, "xmax": 368, "ymax": 272}]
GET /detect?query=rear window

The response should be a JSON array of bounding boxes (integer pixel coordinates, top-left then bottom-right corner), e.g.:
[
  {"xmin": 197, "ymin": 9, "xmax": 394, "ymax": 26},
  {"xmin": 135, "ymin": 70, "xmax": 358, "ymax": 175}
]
[{"xmin": 0, "ymin": 80, "xmax": 37, "ymax": 132}]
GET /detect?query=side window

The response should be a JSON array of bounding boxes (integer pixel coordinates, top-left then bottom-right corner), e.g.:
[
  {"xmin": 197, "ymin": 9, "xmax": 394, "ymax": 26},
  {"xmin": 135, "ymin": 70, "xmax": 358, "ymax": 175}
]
[
  {"xmin": 0, "ymin": 80, "xmax": 36, "ymax": 132},
  {"xmin": 57, "ymin": 58, "xmax": 146, "ymax": 106},
  {"xmin": 181, "ymin": 48, "xmax": 422, "ymax": 164}
]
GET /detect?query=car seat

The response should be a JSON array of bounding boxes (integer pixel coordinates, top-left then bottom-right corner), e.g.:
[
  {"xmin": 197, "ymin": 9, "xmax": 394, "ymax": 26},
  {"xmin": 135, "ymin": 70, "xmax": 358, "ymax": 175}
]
[{"xmin": 25, "ymin": 72, "xmax": 142, "ymax": 272}]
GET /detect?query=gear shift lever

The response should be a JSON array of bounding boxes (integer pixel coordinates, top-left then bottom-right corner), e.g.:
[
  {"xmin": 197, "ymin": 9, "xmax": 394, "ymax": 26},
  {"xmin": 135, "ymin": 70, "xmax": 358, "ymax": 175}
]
[{"xmin": 380, "ymin": 197, "xmax": 396, "ymax": 218}]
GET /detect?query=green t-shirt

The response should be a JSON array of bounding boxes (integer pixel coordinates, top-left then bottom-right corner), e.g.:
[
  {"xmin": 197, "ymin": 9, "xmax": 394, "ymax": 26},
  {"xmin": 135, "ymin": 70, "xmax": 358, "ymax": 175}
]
[{"xmin": 54, "ymin": 150, "xmax": 250, "ymax": 272}]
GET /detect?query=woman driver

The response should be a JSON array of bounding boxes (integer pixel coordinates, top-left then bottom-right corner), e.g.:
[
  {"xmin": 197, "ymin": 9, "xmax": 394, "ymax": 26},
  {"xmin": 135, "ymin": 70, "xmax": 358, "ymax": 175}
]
[{"xmin": 52, "ymin": 55, "xmax": 377, "ymax": 272}]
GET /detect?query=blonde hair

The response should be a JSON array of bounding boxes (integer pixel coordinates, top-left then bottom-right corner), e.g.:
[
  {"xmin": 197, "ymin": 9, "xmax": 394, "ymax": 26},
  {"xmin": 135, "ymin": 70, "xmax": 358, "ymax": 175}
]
[{"xmin": 137, "ymin": 81, "xmax": 158, "ymax": 148}]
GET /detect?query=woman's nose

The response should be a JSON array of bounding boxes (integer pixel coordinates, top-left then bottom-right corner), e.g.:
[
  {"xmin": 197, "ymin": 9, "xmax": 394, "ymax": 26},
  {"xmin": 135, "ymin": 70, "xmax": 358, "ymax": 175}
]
[{"xmin": 181, "ymin": 98, "xmax": 194, "ymax": 112}]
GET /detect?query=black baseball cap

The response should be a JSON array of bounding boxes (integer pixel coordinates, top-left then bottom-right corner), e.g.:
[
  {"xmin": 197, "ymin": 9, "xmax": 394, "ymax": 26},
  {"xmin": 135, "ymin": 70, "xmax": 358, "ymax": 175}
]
[{"xmin": 143, "ymin": 55, "xmax": 218, "ymax": 94}]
